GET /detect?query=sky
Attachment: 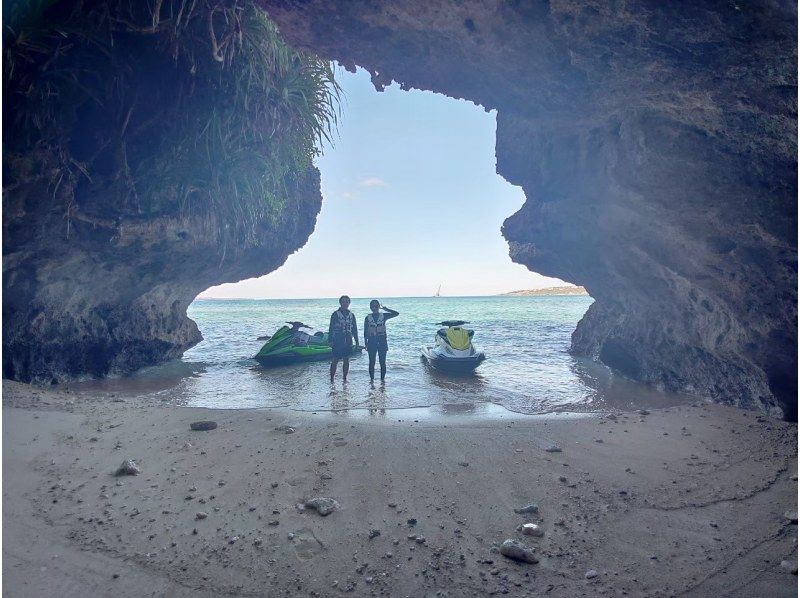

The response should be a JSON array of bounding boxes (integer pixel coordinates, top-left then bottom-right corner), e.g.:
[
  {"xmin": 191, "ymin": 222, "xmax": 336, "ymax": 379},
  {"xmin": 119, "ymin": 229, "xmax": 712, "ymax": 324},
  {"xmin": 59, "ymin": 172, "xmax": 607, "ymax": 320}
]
[{"xmin": 201, "ymin": 66, "xmax": 566, "ymax": 299}]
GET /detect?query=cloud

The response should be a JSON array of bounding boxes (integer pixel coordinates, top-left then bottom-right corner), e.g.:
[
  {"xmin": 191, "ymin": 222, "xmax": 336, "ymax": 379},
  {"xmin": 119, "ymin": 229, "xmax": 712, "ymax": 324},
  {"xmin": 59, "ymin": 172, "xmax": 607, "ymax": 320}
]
[
  {"xmin": 357, "ymin": 177, "xmax": 388, "ymax": 188},
  {"xmin": 342, "ymin": 192, "xmax": 354, "ymax": 199}
]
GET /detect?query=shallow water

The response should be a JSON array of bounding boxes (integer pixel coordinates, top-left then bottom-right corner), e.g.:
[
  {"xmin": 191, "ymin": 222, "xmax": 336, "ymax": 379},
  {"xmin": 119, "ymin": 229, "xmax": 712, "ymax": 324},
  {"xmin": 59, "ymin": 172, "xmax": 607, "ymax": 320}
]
[{"xmin": 71, "ymin": 296, "xmax": 690, "ymax": 416}]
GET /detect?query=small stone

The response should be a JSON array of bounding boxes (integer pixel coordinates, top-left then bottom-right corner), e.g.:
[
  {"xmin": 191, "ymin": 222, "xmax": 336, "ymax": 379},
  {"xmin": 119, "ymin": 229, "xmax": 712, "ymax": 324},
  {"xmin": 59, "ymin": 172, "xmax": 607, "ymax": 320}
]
[
  {"xmin": 407, "ymin": 518, "xmax": 417, "ymax": 526},
  {"xmin": 585, "ymin": 569, "xmax": 598, "ymax": 579},
  {"xmin": 195, "ymin": 512, "xmax": 208, "ymax": 520},
  {"xmin": 784, "ymin": 511, "xmax": 798, "ymax": 524},
  {"xmin": 558, "ymin": 476, "xmax": 567, "ymax": 483},
  {"xmin": 268, "ymin": 520, "xmax": 279, "ymax": 526},
  {"xmin": 415, "ymin": 536, "xmax": 426, "ymax": 544},
  {"xmin": 305, "ymin": 497, "xmax": 339, "ymax": 516},
  {"xmin": 499, "ymin": 539, "xmax": 538, "ymax": 564},
  {"xmin": 274, "ymin": 425, "xmax": 295, "ymax": 434},
  {"xmin": 114, "ymin": 460, "xmax": 140, "ymax": 476},
  {"xmin": 189, "ymin": 421, "xmax": 217, "ymax": 431},
  {"xmin": 369, "ymin": 529, "xmax": 381, "ymax": 539},
  {"xmin": 521, "ymin": 523, "xmax": 543, "ymax": 537},
  {"xmin": 545, "ymin": 445, "xmax": 562, "ymax": 453},
  {"xmin": 514, "ymin": 504, "xmax": 539, "ymax": 514},
  {"xmin": 780, "ymin": 559, "xmax": 798, "ymax": 574},
  {"xmin": 458, "ymin": 461, "xmax": 469, "ymax": 467},
  {"xmin": 287, "ymin": 533, "xmax": 294, "ymax": 540}
]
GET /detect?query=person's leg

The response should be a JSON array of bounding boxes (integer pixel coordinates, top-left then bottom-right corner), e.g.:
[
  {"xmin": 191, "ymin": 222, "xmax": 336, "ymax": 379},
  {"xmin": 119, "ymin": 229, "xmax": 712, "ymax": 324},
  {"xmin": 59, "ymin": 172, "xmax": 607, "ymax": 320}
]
[
  {"xmin": 368, "ymin": 347, "xmax": 377, "ymax": 381},
  {"xmin": 342, "ymin": 357, "xmax": 350, "ymax": 381},
  {"xmin": 379, "ymin": 348, "xmax": 387, "ymax": 381},
  {"xmin": 330, "ymin": 358, "xmax": 338, "ymax": 381}
]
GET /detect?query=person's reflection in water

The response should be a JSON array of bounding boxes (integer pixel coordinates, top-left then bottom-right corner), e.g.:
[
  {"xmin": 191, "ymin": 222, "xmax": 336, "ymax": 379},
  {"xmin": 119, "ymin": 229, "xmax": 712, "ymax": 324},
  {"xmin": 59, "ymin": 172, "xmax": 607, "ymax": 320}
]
[
  {"xmin": 366, "ymin": 383, "xmax": 387, "ymax": 417},
  {"xmin": 328, "ymin": 385, "xmax": 351, "ymax": 413}
]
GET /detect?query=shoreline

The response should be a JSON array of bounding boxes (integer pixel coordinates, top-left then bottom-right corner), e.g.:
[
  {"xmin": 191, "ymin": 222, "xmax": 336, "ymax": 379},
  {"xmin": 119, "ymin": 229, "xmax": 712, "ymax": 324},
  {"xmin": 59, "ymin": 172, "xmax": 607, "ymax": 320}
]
[{"xmin": 3, "ymin": 380, "xmax": 797, "ymax": 597}]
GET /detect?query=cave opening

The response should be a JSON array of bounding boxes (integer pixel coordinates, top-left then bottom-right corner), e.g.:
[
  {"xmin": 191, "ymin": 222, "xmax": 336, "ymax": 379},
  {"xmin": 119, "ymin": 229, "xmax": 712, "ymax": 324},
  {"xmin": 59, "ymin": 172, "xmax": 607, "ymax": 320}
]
[
  {"xmin": 201, "ymin": 65, "xmax": 565, "ymax": 300},
  {"xmin": 177, "ymin": 66, "xmax": 692, "ymax": 416}
]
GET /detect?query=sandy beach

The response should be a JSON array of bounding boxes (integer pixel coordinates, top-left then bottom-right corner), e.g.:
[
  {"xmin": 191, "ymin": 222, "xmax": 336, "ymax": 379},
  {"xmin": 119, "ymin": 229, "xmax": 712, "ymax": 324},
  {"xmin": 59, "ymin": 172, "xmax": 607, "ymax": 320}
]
[{"xmin": 2, "ymin": 380, "xmax": 797, "ymax": 597}]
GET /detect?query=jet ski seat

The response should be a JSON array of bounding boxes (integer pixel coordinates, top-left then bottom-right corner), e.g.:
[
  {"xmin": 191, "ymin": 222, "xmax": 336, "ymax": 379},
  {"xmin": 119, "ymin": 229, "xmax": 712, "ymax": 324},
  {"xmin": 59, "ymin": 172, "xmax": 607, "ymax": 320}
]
[{"xmin": 445, "ymin": 327, "xmax": 471, "ymax": 351}]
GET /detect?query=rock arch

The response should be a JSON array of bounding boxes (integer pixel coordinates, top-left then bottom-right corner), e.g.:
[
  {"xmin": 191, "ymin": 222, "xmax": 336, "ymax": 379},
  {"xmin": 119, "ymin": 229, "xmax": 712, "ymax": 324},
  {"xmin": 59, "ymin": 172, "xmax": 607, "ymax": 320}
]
[{"xmin": 259, "ymin": 0, "xmax": 797, "ymax": 417}]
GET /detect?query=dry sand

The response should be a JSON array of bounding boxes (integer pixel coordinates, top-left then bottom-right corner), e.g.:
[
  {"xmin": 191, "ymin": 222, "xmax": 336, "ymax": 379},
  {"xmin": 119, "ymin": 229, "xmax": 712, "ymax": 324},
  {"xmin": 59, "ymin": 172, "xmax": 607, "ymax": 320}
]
[{"xmin": 2, "ymin": 380, "xmax": 797, "ymax": 597}]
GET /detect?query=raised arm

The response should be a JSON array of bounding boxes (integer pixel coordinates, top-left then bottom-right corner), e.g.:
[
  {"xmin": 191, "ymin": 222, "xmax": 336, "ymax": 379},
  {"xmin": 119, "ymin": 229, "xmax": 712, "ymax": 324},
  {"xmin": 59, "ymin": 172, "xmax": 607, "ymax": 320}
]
[
  {"xmin": 352, "ymin": 314, "xmax": 359, "ymax": 346},
  {"xmin": 381, "ymin": 305, "xmax": 400, "ymax": 320}
]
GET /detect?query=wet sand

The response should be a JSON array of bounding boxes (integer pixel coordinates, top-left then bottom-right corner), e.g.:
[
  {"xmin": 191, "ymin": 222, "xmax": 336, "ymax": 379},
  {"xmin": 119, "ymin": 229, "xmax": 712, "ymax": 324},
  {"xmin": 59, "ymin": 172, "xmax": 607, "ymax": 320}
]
[{"xmin": 3, "ymin": 380, "xmax": 797, "ymax": 597}]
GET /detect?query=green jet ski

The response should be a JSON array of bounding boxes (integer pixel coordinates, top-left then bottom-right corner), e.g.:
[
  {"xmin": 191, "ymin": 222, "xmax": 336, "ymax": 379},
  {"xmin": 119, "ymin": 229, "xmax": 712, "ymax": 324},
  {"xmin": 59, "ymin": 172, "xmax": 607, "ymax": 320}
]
[{"xmin": 254, "ymin": 321, "xmax": 362, "ymax": 367}]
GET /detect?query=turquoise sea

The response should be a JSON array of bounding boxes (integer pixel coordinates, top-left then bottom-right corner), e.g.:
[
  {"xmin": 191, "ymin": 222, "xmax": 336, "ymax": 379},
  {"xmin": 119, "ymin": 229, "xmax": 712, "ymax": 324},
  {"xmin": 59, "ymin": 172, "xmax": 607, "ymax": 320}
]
[{"xmin": 98, "ymin": 295, "xmax": 688, "ymax": 417}]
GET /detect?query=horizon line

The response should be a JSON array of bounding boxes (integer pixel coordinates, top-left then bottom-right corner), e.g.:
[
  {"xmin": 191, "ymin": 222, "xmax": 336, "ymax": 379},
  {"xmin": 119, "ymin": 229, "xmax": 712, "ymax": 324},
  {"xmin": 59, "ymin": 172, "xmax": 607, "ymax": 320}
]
[{"xmin": 194, "ymin": 292, "xmax": 585, "ymax": 301}]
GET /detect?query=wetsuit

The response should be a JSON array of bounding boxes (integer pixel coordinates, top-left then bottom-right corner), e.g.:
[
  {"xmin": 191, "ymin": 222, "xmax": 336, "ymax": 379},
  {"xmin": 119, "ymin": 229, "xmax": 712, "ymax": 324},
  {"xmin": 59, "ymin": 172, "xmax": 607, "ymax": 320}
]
[
  {"xmin": 328, "ymin": 308, "xmax": 358, "ymax": 359},
  {"xmin": 364, "ymin": 307, "xmax": 399, "ymax": 380}
]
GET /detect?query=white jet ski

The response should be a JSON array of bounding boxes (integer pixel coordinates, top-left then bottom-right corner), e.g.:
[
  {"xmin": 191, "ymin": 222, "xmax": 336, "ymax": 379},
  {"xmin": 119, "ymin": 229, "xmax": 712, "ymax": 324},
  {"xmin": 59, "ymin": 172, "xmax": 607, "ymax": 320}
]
[{"xmin": 421, "ymin": 320, "xmax": 486, "ymax": 373}]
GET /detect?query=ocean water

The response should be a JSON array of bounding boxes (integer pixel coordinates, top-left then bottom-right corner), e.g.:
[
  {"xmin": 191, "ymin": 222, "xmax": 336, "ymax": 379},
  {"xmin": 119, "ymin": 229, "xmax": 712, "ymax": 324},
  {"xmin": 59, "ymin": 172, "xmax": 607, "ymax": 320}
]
[{"xmin": 92, "ymin": 296, "xmax": 689, "ymax": 416}]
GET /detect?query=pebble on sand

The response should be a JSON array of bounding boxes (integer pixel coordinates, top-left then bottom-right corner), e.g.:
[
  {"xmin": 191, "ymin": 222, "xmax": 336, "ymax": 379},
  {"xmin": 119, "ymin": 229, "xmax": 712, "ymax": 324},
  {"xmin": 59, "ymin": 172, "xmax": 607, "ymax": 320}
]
[
  {"xmin": 274, "ymin": 425, "xmax": 296, "ymax": 434},
  {"xmin": 780, "ymin": 559, "xmax": 798, "ymax": 574},
  {"xmin": 545, "ymin": 444, "xmax": 562, "ymax": 453},
  {"xmin": 195, "ymin": 512, "xmax": 208, "ymax": 520},
  {"xmin": 784, "ymin": 510, "xmax": 798, "ymax": 524},
  {"xmin": 189, "ymin": 421, "xmax": 218, "ymax": 431},
  {"xmin": 114, "ymin": 459, "xmax": 140, "ymax": 476},
  {"xmin": 514, "ymin": 504, "xmax": 539, "ymax": 514},
  {"xmin": 499, "ymin": 539, "xmax": 538, "ymax": 564},
  {"xmin": 585, "ymin": 569, "xmax": 599, "ymax": 579},
  {"xmin": 521, "ymin": 523, "xmax": 544, "ymax": 537},
  {"xmin": 304, "ymin": 497, "xmax": 339, "ymax": 516}
]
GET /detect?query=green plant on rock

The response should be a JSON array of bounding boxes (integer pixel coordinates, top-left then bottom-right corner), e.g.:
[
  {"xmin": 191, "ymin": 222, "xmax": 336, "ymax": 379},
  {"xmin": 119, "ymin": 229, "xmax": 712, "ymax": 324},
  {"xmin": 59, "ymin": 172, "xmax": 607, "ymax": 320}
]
[{"xmin": 3, "ymin": 0, "xmax": 340, "ymax": 252}]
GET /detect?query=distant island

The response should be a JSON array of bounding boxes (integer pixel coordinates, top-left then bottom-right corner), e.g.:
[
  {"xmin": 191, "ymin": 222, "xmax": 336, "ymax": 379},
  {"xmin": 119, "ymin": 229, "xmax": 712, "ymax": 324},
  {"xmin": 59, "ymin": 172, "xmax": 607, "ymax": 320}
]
[{"xmin": 501, "ymin": 286, "xmax": 589, "ymax": 297}]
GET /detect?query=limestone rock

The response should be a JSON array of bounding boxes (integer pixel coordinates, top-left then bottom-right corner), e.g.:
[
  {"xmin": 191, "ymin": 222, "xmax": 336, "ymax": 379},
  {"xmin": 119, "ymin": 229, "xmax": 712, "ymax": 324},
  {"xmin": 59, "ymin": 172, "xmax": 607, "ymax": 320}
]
[
  {"xmin": 305, "ymin": 497, "xmax": 339, "ymax": 516},
  {"xmin": 499, "ymin": 539, "xmax": 538, "ymax": 564},
  {"xmin": 190, "ymin": 421, "xmax": 217, "ymax": 431},
  {"xmin": 114, "ymin": 460, "xmax": 140, "ymax": 476}
]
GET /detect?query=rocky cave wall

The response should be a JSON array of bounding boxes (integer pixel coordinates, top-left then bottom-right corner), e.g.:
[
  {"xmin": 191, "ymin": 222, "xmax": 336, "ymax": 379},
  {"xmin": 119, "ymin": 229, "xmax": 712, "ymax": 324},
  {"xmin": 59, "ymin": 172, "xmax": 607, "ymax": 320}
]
[
  {"xmin": 3, "ymin": 166, "xmax": 321, "ymax": 383},
  {"xmin": 259, "ymin": 0, "xmax": 797, "ymax": 417}
]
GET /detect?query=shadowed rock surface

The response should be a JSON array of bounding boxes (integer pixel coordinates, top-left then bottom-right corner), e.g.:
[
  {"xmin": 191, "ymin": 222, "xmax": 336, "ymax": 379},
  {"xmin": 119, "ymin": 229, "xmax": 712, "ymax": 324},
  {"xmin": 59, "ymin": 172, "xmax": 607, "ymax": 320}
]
[
  {"xmin": 3, "ymin": 166, "xmax": 321, "ymax": 382},
  {"xmin": 3, "ymin": 1, "xmax": 333, "ymax": 384},
  {"xmin": 260, "ymin": 0, "xmax": 797, "ymax": 418}
]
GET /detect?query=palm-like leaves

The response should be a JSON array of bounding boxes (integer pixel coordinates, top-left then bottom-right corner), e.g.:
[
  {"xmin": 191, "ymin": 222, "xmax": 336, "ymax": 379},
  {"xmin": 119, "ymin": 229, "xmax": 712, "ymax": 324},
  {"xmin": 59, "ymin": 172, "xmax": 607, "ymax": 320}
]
[{"xmin": 4, "ymin": 0, "xmax": 340, "ymax": 252}]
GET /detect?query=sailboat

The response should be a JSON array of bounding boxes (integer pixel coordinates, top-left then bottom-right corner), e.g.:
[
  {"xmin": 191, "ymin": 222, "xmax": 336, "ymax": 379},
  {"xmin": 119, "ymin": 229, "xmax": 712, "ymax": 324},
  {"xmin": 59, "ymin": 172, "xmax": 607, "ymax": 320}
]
[{"xmin": 434, "ymin": 283, "xmax": 442, "ymax": 297}]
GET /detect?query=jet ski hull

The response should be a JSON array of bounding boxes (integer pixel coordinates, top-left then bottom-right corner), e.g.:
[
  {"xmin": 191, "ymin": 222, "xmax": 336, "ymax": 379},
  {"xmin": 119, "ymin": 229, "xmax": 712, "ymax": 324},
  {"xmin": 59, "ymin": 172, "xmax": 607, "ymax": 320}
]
[
  {"xmin": 254, "ymin": 325, "xmax": 362, "ymax": 367},
  {"xmin": 255, "ymin": 346, "xmax": 362, "ymax": 367},
  {"xmin": 420, "ymin": 346, "xmax": 485, "ymax": 373}
]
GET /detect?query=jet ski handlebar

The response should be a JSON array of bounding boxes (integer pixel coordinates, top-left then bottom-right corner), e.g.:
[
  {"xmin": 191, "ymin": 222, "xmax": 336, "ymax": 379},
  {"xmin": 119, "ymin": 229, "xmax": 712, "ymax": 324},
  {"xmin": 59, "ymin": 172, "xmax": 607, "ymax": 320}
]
[
  {"xmin": 285, "ymin": 321, "xmax": 311, "ymax": 329},
  {"xmin": 435, "ymin": 320, "xmax": 469, "ymax": 327}
]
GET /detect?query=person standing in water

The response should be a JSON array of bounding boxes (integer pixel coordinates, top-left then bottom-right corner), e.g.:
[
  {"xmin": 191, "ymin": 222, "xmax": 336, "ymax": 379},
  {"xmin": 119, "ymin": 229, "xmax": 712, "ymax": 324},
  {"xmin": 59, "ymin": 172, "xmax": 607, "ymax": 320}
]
[
  {"xmin": 329, "ymin": 295, "xmax": 359, "ymax": 382},
  {"xmin": 364, "ymin": 300, "xmax": 399, "ymax": 382}
]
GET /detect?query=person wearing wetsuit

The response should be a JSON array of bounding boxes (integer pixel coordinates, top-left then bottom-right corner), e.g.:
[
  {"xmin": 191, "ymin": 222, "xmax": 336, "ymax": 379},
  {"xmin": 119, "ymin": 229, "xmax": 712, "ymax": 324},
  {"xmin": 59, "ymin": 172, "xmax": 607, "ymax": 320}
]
[
  {"xmin": 328, "ymin": 295, "xmax": 359, "ymax": 382},
  {"xmin": 364, "ymin": 300, "xmax": 399, "ymax": 382}
]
